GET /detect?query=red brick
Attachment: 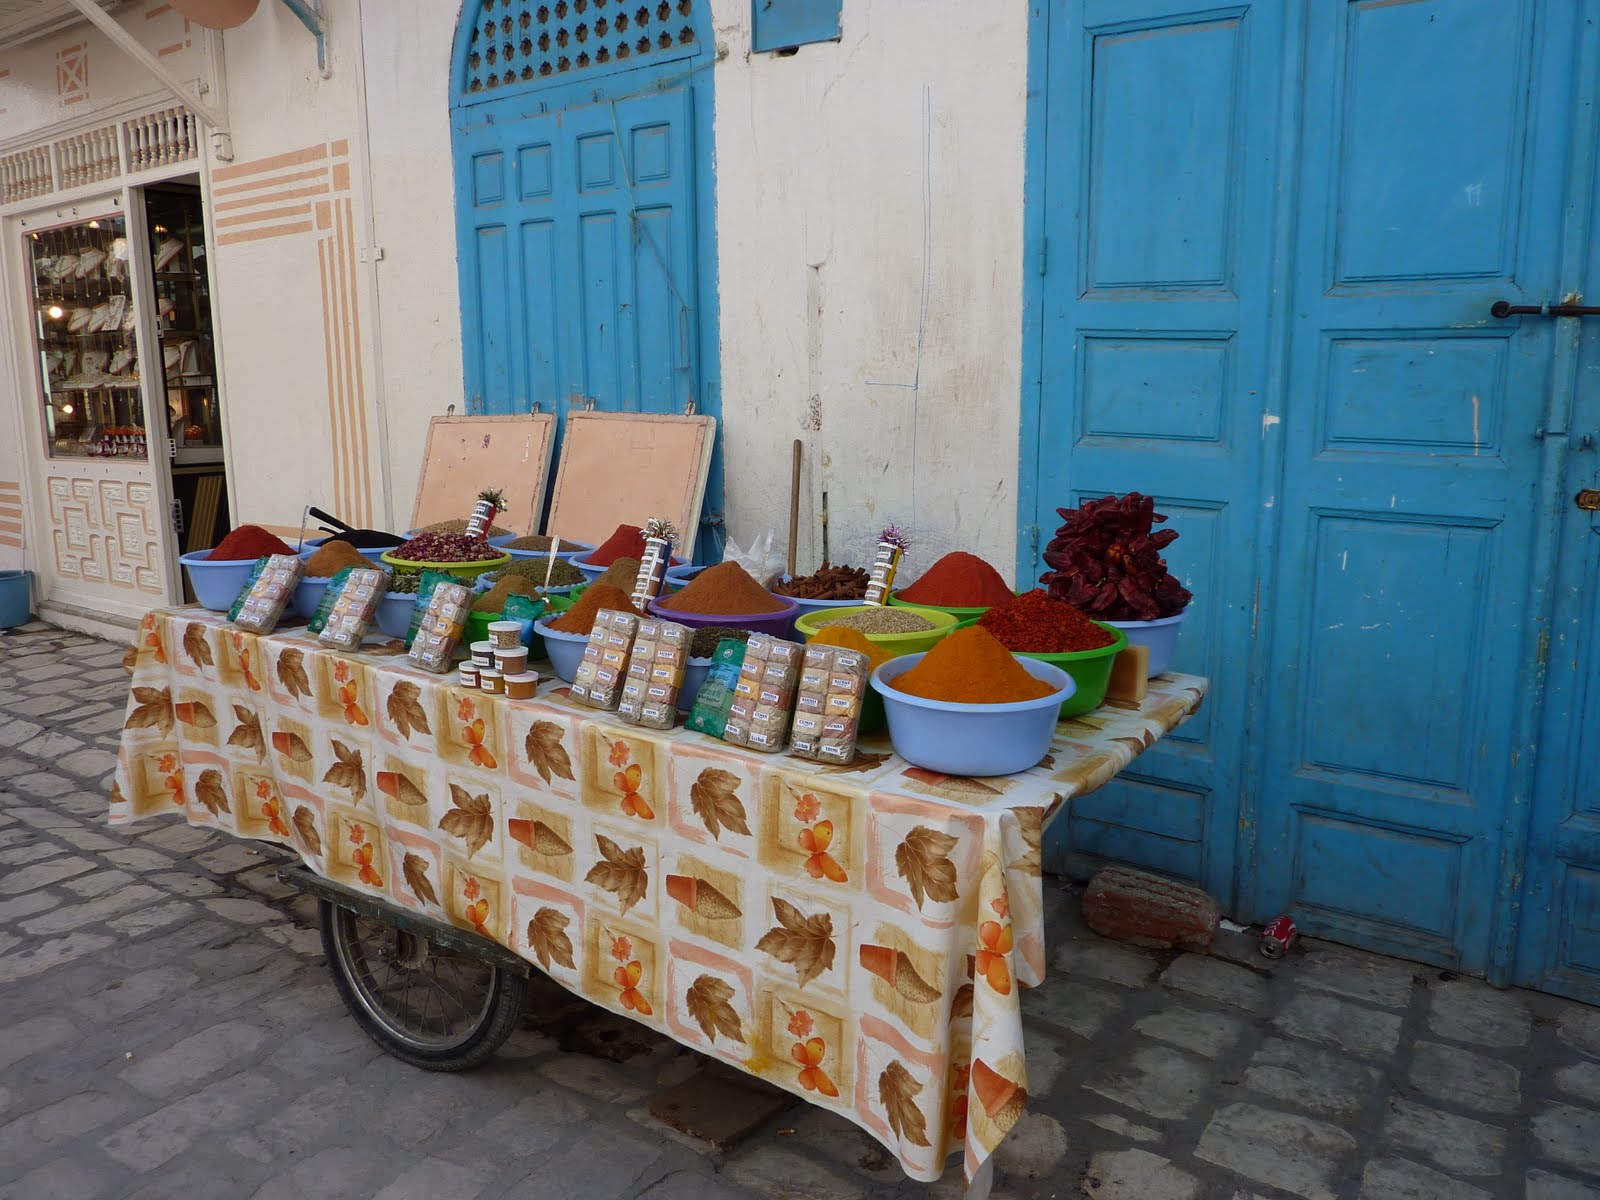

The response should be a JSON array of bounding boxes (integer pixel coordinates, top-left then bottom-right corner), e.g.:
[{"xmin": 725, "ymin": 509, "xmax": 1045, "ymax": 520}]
[{"xmin": 1081, "ymin": 866, "xmax": 1220, "ymax": 952}]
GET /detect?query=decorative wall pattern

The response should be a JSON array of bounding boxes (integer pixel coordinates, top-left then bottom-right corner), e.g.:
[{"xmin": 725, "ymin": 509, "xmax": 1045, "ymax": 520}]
[
  {"xmin": 46, "ymin": 474, "xmax": 164, "ymax": 594},
  {"xmin": 0, "ymin": 480, "xmax": 22, "ymax": 550},
  {"xmin": 210, "ymin": 142, "xmax": 373, "ymax": 525}
]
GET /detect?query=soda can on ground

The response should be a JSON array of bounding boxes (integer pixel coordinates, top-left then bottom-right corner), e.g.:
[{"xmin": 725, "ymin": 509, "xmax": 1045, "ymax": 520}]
[{"xmin": 1260, "ymin": 915, "xmax": 1297, "ymax": 959}]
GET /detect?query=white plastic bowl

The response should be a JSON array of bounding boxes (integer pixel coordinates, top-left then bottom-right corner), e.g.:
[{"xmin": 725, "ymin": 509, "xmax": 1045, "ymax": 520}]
[
  {"xmin": 1103, "ymin": 609, "xmax": 1188, "ymax": 678},
  {"xmin": 871, "ymin": 653, "xmax": 1073, "ymax": 776}
]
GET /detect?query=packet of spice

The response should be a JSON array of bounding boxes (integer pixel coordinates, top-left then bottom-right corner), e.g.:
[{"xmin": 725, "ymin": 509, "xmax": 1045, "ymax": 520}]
[
  {"xmin": 686, "ymin": 639, "xmax": 747, "ymax": 738},
  {"xmin": 405, "ymin": 570, "xmax": 461, "ymax": 647},
  {"xmin": 230, "ymin": 555, "xmax": 303, "ymax": 634},
  {"xmin": 723, "ymin": 633, "xmax": 802, "ymax": 752},
  {"xmin": 306, "ymin": 566, "xmax": 357, "ymax": 634},
  {"xmin": 500, "ymin": 593, "xmax": 545, "ymax": 647},
  {"xmin": 407, "ymin": 579, "xmax": 474, "ymax": 673},
  {"xmin": 317, "ymin": 568, "xmax": 388, "ymax": 652},
  {"xmin": 617, "ymin": 617, "xmax": 690, "ymax": 729},
  {"xmin": 790, "ymin": 643, "xmax": 869, "ymax": 765},
  {"xmin": 570, "ymin": 609, "xmax": 639, "ymax": 710}
]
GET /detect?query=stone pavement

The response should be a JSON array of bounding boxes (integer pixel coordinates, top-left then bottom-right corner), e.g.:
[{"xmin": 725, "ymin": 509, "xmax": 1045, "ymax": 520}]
[{"xmin": 3, "ymin": 620, "xmax": 1600, "ymax": 1200}]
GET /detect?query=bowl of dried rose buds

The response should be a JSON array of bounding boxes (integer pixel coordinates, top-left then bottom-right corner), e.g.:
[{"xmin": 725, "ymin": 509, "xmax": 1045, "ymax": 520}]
[{"xmin": 380, "ymin": 530, "xmax": 510, "ymax": 581}]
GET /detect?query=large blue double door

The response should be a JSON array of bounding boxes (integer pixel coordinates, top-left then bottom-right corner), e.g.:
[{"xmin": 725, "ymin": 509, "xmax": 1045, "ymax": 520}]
[{"xmin": 1031, "ymin": 0, "xmax": 1600, "ymax": 996}]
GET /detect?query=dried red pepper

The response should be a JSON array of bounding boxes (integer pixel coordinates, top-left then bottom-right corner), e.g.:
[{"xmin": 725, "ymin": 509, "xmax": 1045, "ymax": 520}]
[{"xmin": 1038, "ymin": 493, "xmax": 1192, "ymax": 621}]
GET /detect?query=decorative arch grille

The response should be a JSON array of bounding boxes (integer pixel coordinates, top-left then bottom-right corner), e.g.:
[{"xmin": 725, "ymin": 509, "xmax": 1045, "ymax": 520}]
[{"xmin": 459, "ymin": 0, "xmax": 698, "ymax": 98}]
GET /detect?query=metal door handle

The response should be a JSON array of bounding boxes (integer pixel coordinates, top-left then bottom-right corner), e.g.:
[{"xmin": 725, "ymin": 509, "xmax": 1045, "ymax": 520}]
[{"xmin": 1491, "ymin": 300, "xmax": 1600, "ymax": 318}]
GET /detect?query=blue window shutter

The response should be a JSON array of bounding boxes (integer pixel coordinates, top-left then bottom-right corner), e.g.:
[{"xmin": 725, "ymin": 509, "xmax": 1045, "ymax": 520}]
[{"xmin": 751, "ymin": 0, "xmax": 842, "ymax": 52}]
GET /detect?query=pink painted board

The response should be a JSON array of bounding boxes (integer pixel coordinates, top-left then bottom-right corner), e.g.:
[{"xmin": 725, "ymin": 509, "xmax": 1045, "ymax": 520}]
[{"xmin": 409, "ymin": 414, "xmax": 556, "ymax": 536}]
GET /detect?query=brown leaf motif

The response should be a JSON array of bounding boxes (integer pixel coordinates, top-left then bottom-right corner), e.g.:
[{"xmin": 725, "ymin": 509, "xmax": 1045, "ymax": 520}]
[
  {"xmin": 1012, "ymin": 806, "xmax": 1044, "ymax": 876},
  {"xmin": 386, "ymin": 680, "xmax": 431, "ymax": 739},
  {"xmin": 277, "ymin": 648, "xmax": 311, "ymax": 699},
  {"xmin": 121, "ymin": 643, "xmax": 138, "ymax": 672},
  {"xmin": 124, "ymin": 686, "xmax": 174, "ymax": 735},
  {"xmin": 402, "ymin": 852, "xmax": 439, "ymax": 906},
  {"xmin": 584, "ymin": 834, "xmax": 648, "ymax": 915},
  {"xmin": 755, "ymin": 897, "xmax": 835, "ymax": 988},
  {"xmin": 183, "ymin": 623, "xmax": 214, "ymax": 669},
  {"xmin": 226, "ymin": 705, "xmax": 265, "ymax": 759},
  {"xmin": 685, "ymin": 975, "xmax": 745, "ymax": 1045},
  {"xmin": 901, "ymin": 767, "xmax": 1004, "ymax": 798},
  {"xmin": 819, "ymin": 750, "xmax": 892, "ymax": 775},
  {"xmin": 527, "ymin": 907, "xmax": 576, "ymax": 971},
  {"xmin": 879, "ymin": 1061, "xmax": 931, "ymax": 1148},
  {"xmin": 950, "ymin": 983, "xmax": 975, "ymax": 1021},
  {"xmin": 438, "ymin": 783, "xmax": 493, "ymax": 858},
  {"xmin": 322, "ymin": 739, "xmax": 367, "ymax": 803},
  {"xmin": 690, "ymin": 767, "xmax": 749, "ymax": 839},
  {"xmin": 364, "ymin": 639, "xmax": 407, "ymax": 658},
  {"xmin": 524, "ymin": 721, "xmax": 575, "ymax": 785},
  {"xmin": 195, "ymin": 768, "xmax": 229, "ymax": 816},
  {"xmin": 292, "ymin": 805, "xmax": 322, "ymax": 855},
  {"xmin": 895, "ymin": 825, "xmax": 961, "ymax": 909}
]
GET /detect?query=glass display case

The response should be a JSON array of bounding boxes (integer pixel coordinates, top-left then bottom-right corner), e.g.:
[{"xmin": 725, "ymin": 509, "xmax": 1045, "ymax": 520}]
[
  {"xmin": 26, "ymin": 213, "xmax": 147, "ymax": 459},
  {"xmin": 146, "ymin": 184, "xmax": 221, "ymax": 465}
]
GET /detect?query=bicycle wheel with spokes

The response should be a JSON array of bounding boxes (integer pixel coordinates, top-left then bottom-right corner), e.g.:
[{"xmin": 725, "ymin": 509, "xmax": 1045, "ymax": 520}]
[{"xmin": 318, "ymin": 898, "xmax": 524, "ymax": 1070}]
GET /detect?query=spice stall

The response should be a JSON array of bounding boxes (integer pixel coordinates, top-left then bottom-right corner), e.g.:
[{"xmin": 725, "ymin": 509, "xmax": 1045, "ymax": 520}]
[{"xmin": 109, "ymin": 460, "xmax": 1205, "ymax": 1195}]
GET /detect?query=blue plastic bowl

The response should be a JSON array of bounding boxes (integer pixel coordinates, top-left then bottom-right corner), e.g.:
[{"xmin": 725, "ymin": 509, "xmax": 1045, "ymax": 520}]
[
  {"xmin": 180, "ymin": 551, "xmax": 257, "ymax": 612},
  {"xmin": 536, "ymin": 615, "xmax": 591, "ymax": 683},
  {"xmin": 376, "ymin": 591, "xmax": 416, "ymax": 641},
  {"xmin": 679, "ymin": 655, "xmax": 714, "ymax": 712},
  {"xmin": 872, "ymin": 653, "xmax": 1073, "ymax": 776},
  {"xmin": 291, "ymin": 576, "xmax": 331, "ymax": 619},
  {"xmin": 488, "ymin": 535, "xmax": 593, "ymax": 562}
]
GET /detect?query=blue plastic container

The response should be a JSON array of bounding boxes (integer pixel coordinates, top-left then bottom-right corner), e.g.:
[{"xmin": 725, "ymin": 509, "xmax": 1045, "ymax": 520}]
[
  {"xmin": 291, "ymin": 576, "xmax": 331, "ymax": 619},
  {"xmin": 535, "ymin": 615, "xmax": 590, "ymax": 683},
  {"xmin": 376, "ymin": 591, "xmax": 416, "ymax": 641},
  {"xmin": 871, "ymin": 653, "xmax": 1073, "ymax": 776},
  {"xmin": 488, "ymin": 535, "xmax": 592, "ymax": 562},
  {"xmin": 0, "ymin": 570, "xmax": 32, "ymax": 628},
  {"xmin": 180, "ymin": 551, "xmax": 257, "ymax": 612}
]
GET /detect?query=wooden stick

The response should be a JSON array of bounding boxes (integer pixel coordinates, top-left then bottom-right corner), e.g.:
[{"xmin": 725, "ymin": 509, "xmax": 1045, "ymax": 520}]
[{"xmin": 788, "ymin": 439, "xmax": 802, "ymax": 576}]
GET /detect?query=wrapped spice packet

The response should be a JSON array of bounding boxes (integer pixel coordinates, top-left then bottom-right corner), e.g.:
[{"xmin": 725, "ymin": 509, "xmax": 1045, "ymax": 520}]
[
  {"xmin": 407, "ymin": 579, "xmax": 474, "ymax": 673},
  {"xmin": 686, "ymin": 638, "xmax": 747, "ymax": 738},
  {"xmin": 405, "ymin": 570, "xmax": 462, "ymax": 647},
  {"xmin": 790, "ymin": 643, "xmax": 870, "ymax": 764},
  {"xmin": 630, "ymin": 517, "xmax": 680, "ymax": 610},
  {"xmin": 862, "ymin": 525, "xmax": 909, "ymax": 606},
  {"xmin": 306, "ymin": 566, "xmax": 357, "ymax": 633},
  {"xmin": 230, "ymin": 554, "xmax": 303, "ymax": 634},
  {"xmin": 723, "ymin": 633, "xmax": 802, "ymax": 752},
  {"xmin": 570, "ymin": 608, "xmax": 639, "ymax": 710},
  {"xmin": 317, "ymin": 568, "xmax": 388, "ymax": 651},
  {"xmin": 618, "ymin": 617, "xmax": 690, "ymax": 729}
]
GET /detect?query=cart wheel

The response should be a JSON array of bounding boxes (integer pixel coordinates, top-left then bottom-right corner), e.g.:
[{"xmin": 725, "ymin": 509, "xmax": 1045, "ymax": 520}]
[{"xmin": 318, "ymin": 899, "xmax": 525, "ymax": 1071}]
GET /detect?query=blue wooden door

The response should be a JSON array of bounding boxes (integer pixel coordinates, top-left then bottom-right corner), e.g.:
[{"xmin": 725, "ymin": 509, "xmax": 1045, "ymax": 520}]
[
  {"xmin": 1030, "ymin": 0, "xmax": 1597, "ymax": 984},
  {"xmin": 1252, "ymin": 0, "xmax": 1576, "ymax": 975},
  {"xmin": 1028, "ymin": 0, "xmax": 1289, "ymax": 902}
]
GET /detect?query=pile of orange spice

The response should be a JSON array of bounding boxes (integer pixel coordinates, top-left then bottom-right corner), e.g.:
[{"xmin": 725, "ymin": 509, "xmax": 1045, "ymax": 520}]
[
  {"xmin": 550, "ymin": 584, "xmax": 638, "ymax": 635},
  {"xmin": 891, "ymin": 626, "xmax": 1056, "ymax": 704}
]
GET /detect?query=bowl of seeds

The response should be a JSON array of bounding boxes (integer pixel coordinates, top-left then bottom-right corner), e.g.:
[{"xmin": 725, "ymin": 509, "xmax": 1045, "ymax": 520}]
[
  {"xmin": 792, "ymin": 603, "xmax": 959, "ymax": 659},
  {"xmin": 488, "ymin": 534, "xmax": 594, "ymax": 561}
]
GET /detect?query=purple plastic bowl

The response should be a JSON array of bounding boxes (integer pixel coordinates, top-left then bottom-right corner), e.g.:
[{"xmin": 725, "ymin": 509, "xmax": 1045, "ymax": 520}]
[{"xmin": 646, "ymin": 594, "xmax": 800, "ymax": 638}]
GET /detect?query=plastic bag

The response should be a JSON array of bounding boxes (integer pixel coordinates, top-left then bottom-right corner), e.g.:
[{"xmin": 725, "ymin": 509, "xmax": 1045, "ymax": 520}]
[
  {"xmin": 723, "ymin": 529, "xmax": 785, "ymax": 589},
  {"xmin": 686, "ymin": 638, "xmax": 748, "ymax": 738}
]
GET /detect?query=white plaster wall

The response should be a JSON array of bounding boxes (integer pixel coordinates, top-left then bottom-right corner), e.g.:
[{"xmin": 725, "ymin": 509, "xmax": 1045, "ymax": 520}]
[{"xmin": 708, "ymin": 0, "xmax": 1030, "ymax": 583}]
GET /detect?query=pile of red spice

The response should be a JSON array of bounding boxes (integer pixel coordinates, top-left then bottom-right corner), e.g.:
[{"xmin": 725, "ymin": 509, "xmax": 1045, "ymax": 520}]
[
  {"xmin": 663, "ymin": 561, "xmax": 784, "ymax": 614},
  {"xmin": 586, "ymin": 524, "xmax": 648, "ymax": 566},
  {"xmin": 897, "ymin": 551, "xmax": 1015, "ymax": 608},
  {"xmin": 978, "ymin": 589, "xmax": 1117, "ymax": 654},
  {"xmin": 208, "ymin": 525, "xmax": 294, "ymax": 561}
]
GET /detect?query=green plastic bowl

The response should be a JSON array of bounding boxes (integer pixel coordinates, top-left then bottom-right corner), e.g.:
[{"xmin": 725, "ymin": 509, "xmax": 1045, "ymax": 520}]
[
  {"xmin": 794, "ymin": 604, "xmax": 960, "ymax": 657},
  {"xmin": 1013, "ymin": 621, "xmax": 1129, "ymax": 718},
  {"xmin": 380, "ymin": 550, "xmax": 510, "ymax": 581},
  {"xmin": 888, "ymin": 592, "xmax": 999, "ymax": 624}
]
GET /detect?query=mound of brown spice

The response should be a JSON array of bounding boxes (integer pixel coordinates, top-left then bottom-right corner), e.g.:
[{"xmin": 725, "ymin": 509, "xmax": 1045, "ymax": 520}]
[
  {"xmin": 303, "ymin": 539, "xmax": 371, "ymax": 578},
  {"xmin": 662, "ymin": 561, "xmax": 785, "ymax": 615},
  {"xmin": 549, "ymin": 584, "xmax": 639, "ymax": 635}
]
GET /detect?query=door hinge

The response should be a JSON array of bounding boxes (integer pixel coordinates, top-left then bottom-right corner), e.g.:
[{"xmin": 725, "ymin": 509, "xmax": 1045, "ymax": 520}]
[
  {"xmin": 359, "ymin": 246, "xmax": 385, "ymax": 263},
  {"xmin": 1037, "ymin": 236, "xmax": 1048, "ymax": 277},
  {"xmin": 170, "ymin": 500, "xmax": 184, "ymax": 536}
]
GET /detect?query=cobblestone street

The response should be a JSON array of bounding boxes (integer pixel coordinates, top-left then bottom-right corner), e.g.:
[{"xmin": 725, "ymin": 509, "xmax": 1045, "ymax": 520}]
[{"xmin": 4, "ymin": 619, "xmax": 1600, "ymax": 1199}]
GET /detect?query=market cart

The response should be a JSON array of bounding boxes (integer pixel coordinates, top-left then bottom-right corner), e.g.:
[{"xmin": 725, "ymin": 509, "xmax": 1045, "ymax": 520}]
[{"xmin": 111, "ymin": 607, "xmax": 1206, "ymax": 1195}]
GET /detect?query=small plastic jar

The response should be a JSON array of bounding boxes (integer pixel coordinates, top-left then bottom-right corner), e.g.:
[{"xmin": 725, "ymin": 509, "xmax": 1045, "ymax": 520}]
[
  {"xmin": 458, "ymin": 663, "xmax": 480, "ymax": 689},
  {"xmin": 470, "ymin": 640, "xmax": 495, "ymax": 668},
  {"xmin": 504, "ymin": 671, "xmax": 539, "ymax": 699},
  {"xmin": 479, "ymin": 668, "xmax": 504, "ymax": 695},
  {"xmin": 488, "ymin": 620, "xmax": 523, "ymax": 650},
  {"xmin": 494, "ymin": 645, "xmax": 528, "ymax": 675}
]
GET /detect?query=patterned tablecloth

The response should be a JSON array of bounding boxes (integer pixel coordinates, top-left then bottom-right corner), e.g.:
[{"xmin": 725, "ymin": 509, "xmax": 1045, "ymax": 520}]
[{"xmin": 111, "ymin": 609, "xmax": 1206, "ymax": 1186}]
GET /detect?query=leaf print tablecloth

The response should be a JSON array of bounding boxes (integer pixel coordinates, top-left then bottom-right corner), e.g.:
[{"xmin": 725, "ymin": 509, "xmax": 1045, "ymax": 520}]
[{"xmin": 111, "ymin": 609, "xmax": 1206, "ymax": 1186}]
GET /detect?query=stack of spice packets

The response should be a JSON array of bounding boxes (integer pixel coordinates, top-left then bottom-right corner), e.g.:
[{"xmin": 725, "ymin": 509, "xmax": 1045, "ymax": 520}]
[
  {"xmin": 723, "ymin": 633, "xmax": 803, "ymax": 751},
  {"xmin": 231, "ymin": 554, "xmax": 303, "ymax": 634},
  {"xmin": 570, "ymin": 609, "xmax": 639, "ymax": 710},
  {"xmin": 407, "ymin": 580, "xmax": 473, "ymax": 673},
  {"xmin": 618, "ymin": 618, "xmax": 690, "ymax": 729},
  {"xmin": 318, "ymin": 568, "xmax": 388, "ymax": 651},
  {"xmin": 789, "ymin": 643, "xmax": 870, "ymax": 764}
]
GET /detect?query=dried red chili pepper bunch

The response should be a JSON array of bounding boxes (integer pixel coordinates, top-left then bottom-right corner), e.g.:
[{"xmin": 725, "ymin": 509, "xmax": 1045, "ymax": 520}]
[{"xmin": 1039, "ymin": 492, "xmax": 1191, "ymax": 621}]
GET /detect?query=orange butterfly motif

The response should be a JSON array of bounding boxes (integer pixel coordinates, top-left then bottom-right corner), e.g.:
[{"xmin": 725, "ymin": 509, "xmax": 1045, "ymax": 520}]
[
  {"xmin": 239, "ymin": 647, "xmax": 261, "ymax": 692},
  {"xmin": 465, "ymin": 898, "xmax": 490, "ymax": 935},
  {"xmin": 352, "ymin": 842, "xmax": 382, "ymax": 887},
  {"xmin": 791, "ymin": 1036, "xmax": 839, "ymax": 1097},
  {"xmin": 614, "ymin": 959, "xmax": 652, "ymax": 1015},
  {"xmin": 144, "ymin": 622, "xmax": 166, "ymax": 663},
  {"xmin": 261, "ymin": 797, "xmax": 289, "ymax": 838},
  {"xmin": 615, "ymin": 763, "xmax": 653, "ymax": 820},
  {"xmin": 463, "ymin": 718, "xmax": 497, "ymax": 769},
  {"xmin": 976, "ymin": 919, "xmax": 1013, "ymax": 995},
  {"xmin": 165, "ymin": 768, "xmax": 185, "ymax": 806},
  {"xmin": 339, "ymin": 681, "xmax": 369, "ymax": 726},
  {"xmin": 799, "ymin": 820, "xmax": 847, "ymax": 882}
]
